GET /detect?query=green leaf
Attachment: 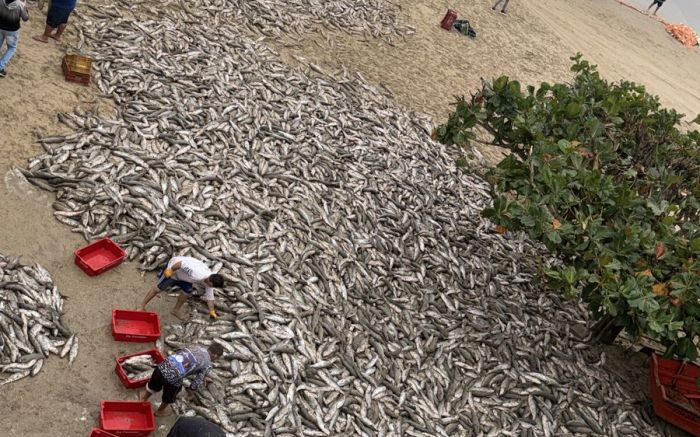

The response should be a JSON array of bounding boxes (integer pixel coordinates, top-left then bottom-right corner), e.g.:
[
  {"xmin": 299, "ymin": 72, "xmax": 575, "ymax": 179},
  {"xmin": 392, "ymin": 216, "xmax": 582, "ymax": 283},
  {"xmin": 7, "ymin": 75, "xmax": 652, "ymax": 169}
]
[
  {"xmin": 692, "ymin": 114, "xmax": 700, "ymax": 125},
  {"xmin": 494, "ymin": 76, "xmax": 509, "ymax": 92},
  {"xmin": 565, "ymin": 103, "xmax": 582, "ymax": 118},
  {"xmin": 605, "ymin": 259, "xmax": 622, "ymax": 271},
  {"xmin": 690, "ymin": 237, "xmax": 700, "ymax": 252},
  {"xmin": 679, "ymin": 337, "xmax": 698, "ymax": 361},
  {"xmin": 546, "ymin": 231, "xmax": 562, "ymax": 244}
]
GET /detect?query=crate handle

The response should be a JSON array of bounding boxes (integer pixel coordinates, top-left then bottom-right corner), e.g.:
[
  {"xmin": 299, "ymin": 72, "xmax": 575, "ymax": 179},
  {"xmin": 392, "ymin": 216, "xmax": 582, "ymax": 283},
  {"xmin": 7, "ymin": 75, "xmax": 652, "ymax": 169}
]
[{"xmin": 672, "ymin": 361, "xmax": 688, "ymax": 388}]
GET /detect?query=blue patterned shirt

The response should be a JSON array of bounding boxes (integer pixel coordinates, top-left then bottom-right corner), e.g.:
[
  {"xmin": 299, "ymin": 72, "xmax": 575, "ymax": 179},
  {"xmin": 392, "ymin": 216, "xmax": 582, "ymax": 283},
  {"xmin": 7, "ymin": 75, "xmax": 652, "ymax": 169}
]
[{"xmin": 158, "ymin": 346, "xmax": 212, "ymax": 390}]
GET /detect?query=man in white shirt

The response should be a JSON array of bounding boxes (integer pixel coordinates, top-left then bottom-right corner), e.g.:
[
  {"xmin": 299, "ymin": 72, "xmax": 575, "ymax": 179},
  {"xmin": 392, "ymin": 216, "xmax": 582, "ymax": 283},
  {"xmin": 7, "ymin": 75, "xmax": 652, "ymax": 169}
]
[{"xmin": 140, "ymin": 256, "xmax": 224, "ymax": 320}]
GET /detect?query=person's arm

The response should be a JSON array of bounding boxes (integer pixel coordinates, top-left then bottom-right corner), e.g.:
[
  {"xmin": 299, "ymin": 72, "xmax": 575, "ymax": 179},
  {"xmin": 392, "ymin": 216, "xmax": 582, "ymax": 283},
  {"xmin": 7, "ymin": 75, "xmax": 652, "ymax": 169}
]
[
  {"xmin": 203, "ymin": 287, "xmax": 217, "ymax": 319},
  {"xmin": 189, "ymin": 366, "xmax": 210, "ymax": 391},
  {"xmin": 21, "ymin": 4, "xmax": 29, "ymax": 21},
  {"xmin": 164, "ymin": 261, "xmax": 182, "ymax": 278}
]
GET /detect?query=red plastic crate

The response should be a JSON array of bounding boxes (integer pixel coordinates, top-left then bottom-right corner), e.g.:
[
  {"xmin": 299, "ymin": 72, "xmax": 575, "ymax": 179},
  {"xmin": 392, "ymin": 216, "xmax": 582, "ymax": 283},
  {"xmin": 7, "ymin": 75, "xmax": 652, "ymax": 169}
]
[
  {"xmin": 115, "ymin": 348, "xmax": 165, "ymax": 389},
  {"xmin": 89, "ymin": 428, "xmax": 120, "ymax": 437},
  {"xmin": 112, "ymin": 310, "xmax": 161, "ymax": 343},
  {"xmin": 648, "ymin": 354, "xmax": 700, "ymax": 436},
  {"xmin": 100, "ymin": 401, "xmax": 154, "ymax": 437},
  {"xmin": 440, "ymin": 9, "xmax": 458, "ymax": 30},
  {"xmin": 74, "ymin": 238, "xmax": 126, "ymax": 276}
]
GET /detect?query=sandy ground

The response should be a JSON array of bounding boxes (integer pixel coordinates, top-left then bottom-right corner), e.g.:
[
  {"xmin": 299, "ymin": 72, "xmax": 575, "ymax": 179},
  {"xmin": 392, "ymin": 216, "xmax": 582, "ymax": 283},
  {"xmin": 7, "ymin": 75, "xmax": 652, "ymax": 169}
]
[
  {"xmin": 0, "ymin": 10, "xmax": 179, "ymax": 436},
  {"xmin": 0, "ymin": 0, "xmax": 698, "ymax": 435},
  {"xmin": 269, "ymin": 0, "xmax": 699, "ymax": 163}
]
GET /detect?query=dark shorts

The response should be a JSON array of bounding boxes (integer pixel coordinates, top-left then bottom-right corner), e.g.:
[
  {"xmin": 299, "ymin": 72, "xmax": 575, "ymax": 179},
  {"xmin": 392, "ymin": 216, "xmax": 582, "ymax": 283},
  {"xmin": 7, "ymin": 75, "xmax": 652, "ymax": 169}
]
[
  {"xmin": 157, "ymin": 268, "xmax": 193, "ymax": 294},
  {"xmin": 46, "ymin": 5, "xmax": 74, "ymax": 28},
  {"xmin": 147, "ymin": 367, "xmax": 182, "ymax": 404}
]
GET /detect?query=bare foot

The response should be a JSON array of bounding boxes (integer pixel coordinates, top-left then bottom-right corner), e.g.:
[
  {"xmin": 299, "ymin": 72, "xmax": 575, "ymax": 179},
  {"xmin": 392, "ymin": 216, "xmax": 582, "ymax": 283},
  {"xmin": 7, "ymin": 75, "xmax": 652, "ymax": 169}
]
[
  {"xmin": 50, "ymin": 35, "xmax": 61, "ymax": 42},
  {"xmin": 33, "ymin": 35, "xmax": 49, "ymax": 43},
  {"xmin": 170, "ymin": 309, "xmax": 187, "ymax": 321},
  {"xmin": 154, "ymin": 409, "xmax": 172, "ymax": 417}
]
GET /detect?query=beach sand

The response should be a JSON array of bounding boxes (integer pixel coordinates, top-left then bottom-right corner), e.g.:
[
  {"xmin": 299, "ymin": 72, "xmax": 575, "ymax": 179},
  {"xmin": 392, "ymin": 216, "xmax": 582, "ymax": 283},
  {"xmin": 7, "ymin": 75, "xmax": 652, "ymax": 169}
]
[{"xmin": 0, "ymin": 0, "xmax": 697, "ymax": 435}]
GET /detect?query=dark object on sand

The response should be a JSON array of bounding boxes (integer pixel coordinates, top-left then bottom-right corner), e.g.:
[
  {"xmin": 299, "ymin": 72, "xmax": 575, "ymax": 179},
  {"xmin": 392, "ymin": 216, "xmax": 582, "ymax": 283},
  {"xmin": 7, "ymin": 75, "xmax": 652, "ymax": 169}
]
[
  {"xmin": 453, "ymin": 19, "xmax": 476, "ymax": 38},
  {"xmin": 167, "ymin": 417, "xmax": 225, "ymax": 437}
]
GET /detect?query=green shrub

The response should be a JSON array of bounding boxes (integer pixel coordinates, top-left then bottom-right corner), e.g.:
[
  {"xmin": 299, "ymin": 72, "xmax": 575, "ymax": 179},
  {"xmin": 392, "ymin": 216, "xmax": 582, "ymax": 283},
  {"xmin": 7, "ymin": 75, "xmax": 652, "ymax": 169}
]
[{"xmin": 437, "ymin": 54, "xmax": 700, "ymax": 359}]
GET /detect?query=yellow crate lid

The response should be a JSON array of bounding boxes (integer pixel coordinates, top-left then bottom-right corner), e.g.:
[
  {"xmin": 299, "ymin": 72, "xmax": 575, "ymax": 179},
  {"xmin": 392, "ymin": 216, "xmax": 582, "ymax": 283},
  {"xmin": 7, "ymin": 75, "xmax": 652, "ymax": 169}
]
[{"xmin": 63, "ymin": 54, "xmax": 92, "ymax": 75}]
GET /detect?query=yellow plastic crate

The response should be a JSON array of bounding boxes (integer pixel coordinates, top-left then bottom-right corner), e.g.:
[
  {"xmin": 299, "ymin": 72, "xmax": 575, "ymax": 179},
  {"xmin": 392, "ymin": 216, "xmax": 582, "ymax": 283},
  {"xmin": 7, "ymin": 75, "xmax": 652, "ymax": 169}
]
[{"xmin": 62, "ymin": 54, "xmax": 92, "ymax": 86}]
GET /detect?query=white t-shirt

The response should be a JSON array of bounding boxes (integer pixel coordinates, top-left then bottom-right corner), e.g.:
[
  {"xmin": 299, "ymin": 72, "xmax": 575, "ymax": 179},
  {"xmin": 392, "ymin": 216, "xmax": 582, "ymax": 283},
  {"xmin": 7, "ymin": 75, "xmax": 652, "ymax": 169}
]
[{"xmin": 167, "ymin": 256, "xmax": 215, "ymax": 301}]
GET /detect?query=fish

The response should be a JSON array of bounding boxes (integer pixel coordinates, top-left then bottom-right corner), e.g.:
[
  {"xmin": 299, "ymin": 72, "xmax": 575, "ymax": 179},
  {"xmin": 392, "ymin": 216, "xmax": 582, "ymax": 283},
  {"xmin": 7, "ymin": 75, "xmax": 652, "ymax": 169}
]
[
  {"xmin": 17, "ymin": 0, "xmax": 665, "ymax": 435},
  {"xmin": 122, "ymin": 354, "xmax": 156, "ymax": 380},
  {"xmin": 0, "ymin": 255, "xmax": 73, "ymax": 385}
]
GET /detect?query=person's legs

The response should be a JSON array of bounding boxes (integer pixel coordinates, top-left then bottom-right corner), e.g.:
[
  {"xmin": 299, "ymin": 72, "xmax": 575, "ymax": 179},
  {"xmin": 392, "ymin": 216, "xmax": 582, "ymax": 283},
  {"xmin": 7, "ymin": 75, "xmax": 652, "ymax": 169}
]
[
  {"xmin": 155, "ymin": 383, "xmax": 181, "ymax": 417},
  {"xmin": 0, "ymin": 30, "xmax": 19, "ymax": 72},
  {"xmin": 171, "ymin": 292, "xmax": 190, "ymax": 319},
  {"xmin": 51, "ymin": 24, "xmax": 68, "ymax": 41},
  {"xmin": 492, "ymin": 0, "xmax": 504, "ymax": 10},
  {"xmin": 501, "ymin": 0, "xmax": 510, "ymax": 13},
  {"xmin": 34, "ymin": 24, "xmax": 55, "ymax": 43},
  {"xmin": 142, "ymin": 367, "xmax": 163, "ymax": 401},
  {"xmin": 140, "ymin": 285, "xmax": 161, "ymax": 310},
  {"xmin": 140, "ymin": 269, "xmax": 174, "ymax": 310}
]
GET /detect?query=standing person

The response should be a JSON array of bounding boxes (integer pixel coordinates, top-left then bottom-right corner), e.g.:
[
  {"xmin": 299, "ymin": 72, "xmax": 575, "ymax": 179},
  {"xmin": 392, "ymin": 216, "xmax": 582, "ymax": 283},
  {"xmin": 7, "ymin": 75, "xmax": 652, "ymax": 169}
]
[
  {"xmin": 141, "ymin": 344, "xmax": 224, "ymax": 417},
  {"xmin": 0, "ymin": 0, "xmax": 29, "ymax": 78},
  {"xmin": 647, "ymin": 0, "xmax": 665, "ymax": 15},
  {"xmin": 33, "ymin": 0, "xmax": 75, "ymax": 43},
  {"xmin": 492, "ymin": 0, "xmax": 510, "ymax": 15},
  {"xmin": 140, "ymin": 255, "xmax": 224, "ymax": 320}
]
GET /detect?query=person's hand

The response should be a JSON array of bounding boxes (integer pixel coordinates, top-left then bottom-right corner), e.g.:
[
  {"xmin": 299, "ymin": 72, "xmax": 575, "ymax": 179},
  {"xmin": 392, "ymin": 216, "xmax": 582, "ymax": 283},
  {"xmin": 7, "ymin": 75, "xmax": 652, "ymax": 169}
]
[
  {"xmin": 208, "ymin": 309, "xmax": 218, "ymax": 321},
  {"xmin": 185, "ymin": 389, "xmax": 195, "ymax": 401},
  {"xmin": 164, "ymin": 268, "xmax": 174, "ymax": 278}
]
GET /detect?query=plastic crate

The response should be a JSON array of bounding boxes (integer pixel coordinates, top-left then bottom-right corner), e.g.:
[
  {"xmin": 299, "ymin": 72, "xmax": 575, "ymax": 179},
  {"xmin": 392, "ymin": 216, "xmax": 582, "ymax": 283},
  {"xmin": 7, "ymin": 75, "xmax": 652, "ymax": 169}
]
[
  {"xmin": 100, "ymin": 401, "xmax": 154, "ymax": 437},
  {"xmin": 62, "ymin": 54, "xmax": 92, "ymax": 86},
  {"xmin": 648, "ymin": 354, "xmax": 700, "ymax": 436},
  {"xmin": 74, "ymin": 238, "xmax": 126, "ymax": 276},
  {"xmin": 440, "ymin": 9, "xmax": 458, "ymax": 30},
  {"xmin": 115, "ymin": 348, "xmax": 165, "ymax": 389},
  {"xmin": 112, "ymin": 310, "xmax": 161, "ymax": 343},
  {"xmin": 89, "ymin": 429, "xmax": 120, "ymax": 437}
]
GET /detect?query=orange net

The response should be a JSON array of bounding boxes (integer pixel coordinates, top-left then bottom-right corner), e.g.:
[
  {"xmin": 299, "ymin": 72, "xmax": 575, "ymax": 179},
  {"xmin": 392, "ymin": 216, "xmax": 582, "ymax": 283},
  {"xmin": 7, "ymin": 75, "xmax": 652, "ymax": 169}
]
[
  {"xmin": 616, "ymin": 0, "xmax": 699, "ymax": 48},
  {"xmin": 663, "ymin": 23, "xmax": 699, "ymax": 48}
]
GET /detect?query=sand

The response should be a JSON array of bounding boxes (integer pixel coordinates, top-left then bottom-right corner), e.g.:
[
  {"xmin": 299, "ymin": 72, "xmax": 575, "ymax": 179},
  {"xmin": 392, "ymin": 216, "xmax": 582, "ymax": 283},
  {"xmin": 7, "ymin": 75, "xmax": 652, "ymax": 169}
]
[{"xmin": 0, "ymin": 0, "xmax": 697, "ymax": 435}]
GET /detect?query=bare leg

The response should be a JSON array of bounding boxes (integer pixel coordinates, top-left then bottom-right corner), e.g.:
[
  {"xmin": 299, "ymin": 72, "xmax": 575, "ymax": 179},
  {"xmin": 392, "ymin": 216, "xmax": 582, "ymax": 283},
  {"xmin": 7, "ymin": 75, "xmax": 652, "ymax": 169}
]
[
  {"xmin": 171, "ymin": 293, "xmax": 189, "ymax": 319},
  {"xmin": 140, "ymin": 390, "xmax": 152, "ymax": 401},
  {"xmin": 51, "ymin": 24, "xmax": 67, "ymax": 41},
  {"xmin": 33, "ymin": 25, "xmax": 54, "ymax": 43},
  {"xmin": 140, "ymin": 286, "xmax": 160, "ymax": 311},
  {"xmin": 653, "ymin": 5, "xmax": 660, "ymax": 15},
  {"xmin": 154, "ymin": 403, "xmax": 172, "ymax": 417}
]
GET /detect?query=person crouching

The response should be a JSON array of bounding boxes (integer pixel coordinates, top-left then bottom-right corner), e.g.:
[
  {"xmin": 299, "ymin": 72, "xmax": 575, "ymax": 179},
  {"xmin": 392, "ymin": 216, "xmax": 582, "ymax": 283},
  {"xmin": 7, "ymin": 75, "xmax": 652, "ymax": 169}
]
[{"xmin": 141, "ymin": 343, "xmax": 224, "ymax": 416}]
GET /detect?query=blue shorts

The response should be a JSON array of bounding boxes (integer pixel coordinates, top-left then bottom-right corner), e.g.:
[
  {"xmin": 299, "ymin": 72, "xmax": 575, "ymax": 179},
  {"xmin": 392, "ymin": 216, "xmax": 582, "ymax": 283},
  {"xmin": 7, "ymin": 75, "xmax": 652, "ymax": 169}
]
[
  {"xmin": 157, "ymin": 269, "xmax": 193, "ymax": 294},
  {"xmin": 47, "ymin": 5, "xmax": 74, "ymax": 28}
]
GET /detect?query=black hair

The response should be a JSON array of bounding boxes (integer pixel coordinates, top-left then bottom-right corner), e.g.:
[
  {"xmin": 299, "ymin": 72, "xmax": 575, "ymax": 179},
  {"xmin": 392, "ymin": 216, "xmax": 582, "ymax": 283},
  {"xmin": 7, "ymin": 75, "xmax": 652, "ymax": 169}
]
[
  {"xmin": 208, "ymin": 343, "xmax": 224, "ymax": 357},
  {"xmin": 209, "ymin": 274, "xmax": 224, "ymax": 288}
]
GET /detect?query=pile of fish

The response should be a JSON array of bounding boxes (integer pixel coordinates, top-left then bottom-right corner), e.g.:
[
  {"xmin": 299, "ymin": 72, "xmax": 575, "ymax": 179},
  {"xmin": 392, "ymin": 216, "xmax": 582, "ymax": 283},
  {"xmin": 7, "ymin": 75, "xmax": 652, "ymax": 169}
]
[
  {"xmin": 20, "ymin": 0, "xmax": 663, "ymax": 435},
  {"xmin": 0, "ymin": 254, "xmax": 77, "ymax": 386},
  {"xmin": 121, "ymin": 354, "xmax": 156, "ymax": 381},
  {"xmin": 77, "ymin": 0, "xmax": 413, "ymax": 46}
]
